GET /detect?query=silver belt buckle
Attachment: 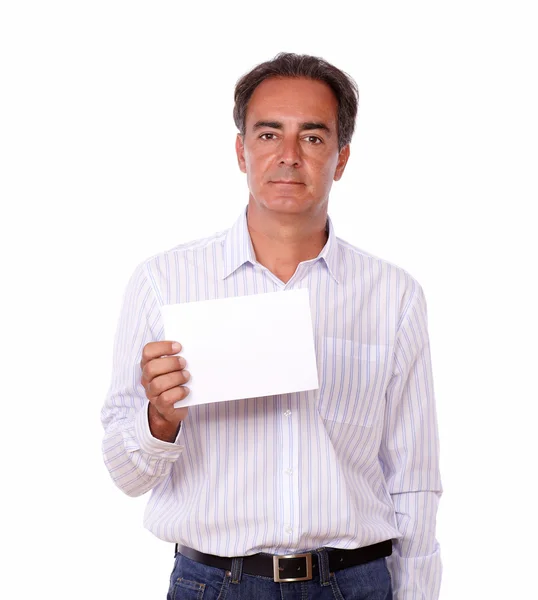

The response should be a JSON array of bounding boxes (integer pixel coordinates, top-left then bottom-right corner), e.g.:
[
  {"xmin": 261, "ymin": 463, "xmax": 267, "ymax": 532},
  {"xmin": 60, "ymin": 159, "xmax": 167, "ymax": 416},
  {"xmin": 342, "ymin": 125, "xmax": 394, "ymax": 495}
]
[{"xmin": 273, "ymin": 552, "xmax": 313, "ymax": 583}]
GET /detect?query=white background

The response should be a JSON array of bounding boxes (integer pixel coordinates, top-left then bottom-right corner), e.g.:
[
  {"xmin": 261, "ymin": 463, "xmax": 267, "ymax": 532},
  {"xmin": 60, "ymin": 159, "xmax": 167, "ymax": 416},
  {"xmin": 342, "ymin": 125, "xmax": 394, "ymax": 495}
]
[{"xmin": 1, "ymin": 1, "xmax": 536, "ymax": 598}]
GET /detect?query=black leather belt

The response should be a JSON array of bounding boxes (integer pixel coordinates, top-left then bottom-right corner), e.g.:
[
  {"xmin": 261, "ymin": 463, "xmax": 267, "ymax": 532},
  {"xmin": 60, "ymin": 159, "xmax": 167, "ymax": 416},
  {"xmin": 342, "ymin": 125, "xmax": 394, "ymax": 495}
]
[{"xmin": 176, "ymin": 540, "xmax": 392, "ymax": 583}]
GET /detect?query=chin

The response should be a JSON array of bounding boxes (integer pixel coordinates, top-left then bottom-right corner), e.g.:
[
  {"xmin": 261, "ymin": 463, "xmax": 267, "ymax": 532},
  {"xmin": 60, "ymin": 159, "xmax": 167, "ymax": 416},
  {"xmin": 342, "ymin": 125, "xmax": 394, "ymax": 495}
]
[
  {"xmin": 262, "ymin": 199, "xmax": 312, "ymax": 214},
  {"xmin": 256, "ymin": 191, "xmax": 312, "ymax": 211}
]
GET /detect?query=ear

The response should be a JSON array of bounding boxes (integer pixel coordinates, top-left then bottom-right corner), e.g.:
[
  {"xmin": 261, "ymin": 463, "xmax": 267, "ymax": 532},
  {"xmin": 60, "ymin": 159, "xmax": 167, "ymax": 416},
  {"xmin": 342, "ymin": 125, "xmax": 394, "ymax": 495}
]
[
  {"xmin": 236, "ymin": 134, "xmax": 247, "ymax": 174},
  {"xmin": 333, "ymin": 144, "xmax": 350, "ymax": 181}
]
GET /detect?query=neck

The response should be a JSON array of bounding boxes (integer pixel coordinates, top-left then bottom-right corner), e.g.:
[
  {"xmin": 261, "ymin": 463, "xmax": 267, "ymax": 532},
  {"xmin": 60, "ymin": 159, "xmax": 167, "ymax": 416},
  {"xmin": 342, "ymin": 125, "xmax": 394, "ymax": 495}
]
[{"xmin": 246, "ymin": 198, "xmax": 329, "ymax": 283}]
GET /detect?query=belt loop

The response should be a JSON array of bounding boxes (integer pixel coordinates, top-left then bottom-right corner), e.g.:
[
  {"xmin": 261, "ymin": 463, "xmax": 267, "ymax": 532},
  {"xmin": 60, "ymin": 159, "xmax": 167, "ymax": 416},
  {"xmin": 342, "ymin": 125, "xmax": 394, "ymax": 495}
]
[
  {"xmin": 230, "ymin": 557, "xmax": 243, "ymax": 584},
  {"xmin": 317, "ymin": 548, "xmax": 331, "ymax": 585}
]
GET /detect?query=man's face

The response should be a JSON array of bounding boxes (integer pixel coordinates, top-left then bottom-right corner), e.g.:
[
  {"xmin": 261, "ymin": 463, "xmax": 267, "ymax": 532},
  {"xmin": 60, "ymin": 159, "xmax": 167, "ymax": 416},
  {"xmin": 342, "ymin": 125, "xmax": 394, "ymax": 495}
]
[{"xmin": 236, "ymin": 76, "xmax": 350, "ymax": 217}]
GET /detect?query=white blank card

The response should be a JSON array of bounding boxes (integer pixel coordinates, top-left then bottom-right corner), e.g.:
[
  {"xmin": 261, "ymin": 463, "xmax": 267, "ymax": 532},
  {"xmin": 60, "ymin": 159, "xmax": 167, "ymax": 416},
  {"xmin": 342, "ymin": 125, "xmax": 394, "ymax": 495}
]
[{"xmin": 160, "ymin": 288, "xmax": 319, "ymax": 408}]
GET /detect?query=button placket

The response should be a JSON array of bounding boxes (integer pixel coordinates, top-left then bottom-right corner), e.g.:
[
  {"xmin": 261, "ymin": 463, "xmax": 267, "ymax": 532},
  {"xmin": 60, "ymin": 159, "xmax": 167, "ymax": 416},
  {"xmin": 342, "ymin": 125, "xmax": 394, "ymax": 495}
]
[{"xmin": 281, "ymin": 396, "xmax": 300, "ymax": 543}]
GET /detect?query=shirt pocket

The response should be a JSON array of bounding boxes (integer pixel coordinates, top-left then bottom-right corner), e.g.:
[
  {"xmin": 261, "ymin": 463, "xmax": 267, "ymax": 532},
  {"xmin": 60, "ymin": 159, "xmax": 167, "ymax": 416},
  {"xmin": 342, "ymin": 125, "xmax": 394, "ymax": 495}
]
[{"xmin": 317, "ymin": 336, "xmax": 390, "ymax": 427}]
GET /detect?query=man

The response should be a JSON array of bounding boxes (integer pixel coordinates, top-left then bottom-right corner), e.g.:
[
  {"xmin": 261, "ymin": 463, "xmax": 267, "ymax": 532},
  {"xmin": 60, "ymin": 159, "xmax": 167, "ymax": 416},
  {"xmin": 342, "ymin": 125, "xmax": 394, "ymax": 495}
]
[{"xmin": 102, "ymin": 52, "xmax": 443, "ymax": 599}]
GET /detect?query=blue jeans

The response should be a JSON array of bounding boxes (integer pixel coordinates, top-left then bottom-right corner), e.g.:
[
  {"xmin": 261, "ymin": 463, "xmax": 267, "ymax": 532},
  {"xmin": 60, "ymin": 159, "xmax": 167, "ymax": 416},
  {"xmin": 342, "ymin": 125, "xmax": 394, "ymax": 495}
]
[{"xmin": 167, "ymin": 549, "xmax": 393, "ymax": 599}]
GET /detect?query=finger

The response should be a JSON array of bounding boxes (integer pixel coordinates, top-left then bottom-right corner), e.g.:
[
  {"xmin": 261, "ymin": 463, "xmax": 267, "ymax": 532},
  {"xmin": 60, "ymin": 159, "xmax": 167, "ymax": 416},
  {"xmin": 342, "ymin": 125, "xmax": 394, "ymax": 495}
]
[
  {"xmin": 151, "ymin": 384, "xmax": 191, "ymax": 416},
  {"xmin": 147, "ymin": 370, "xmax": 191, "ymax": 398},
  {"xmin": 142, "ymin": 355, "xmax": 186, "ymax": 384},
  {"xmin": 140, "ymin": 341, "xmax": 182, "ymax": 369}
]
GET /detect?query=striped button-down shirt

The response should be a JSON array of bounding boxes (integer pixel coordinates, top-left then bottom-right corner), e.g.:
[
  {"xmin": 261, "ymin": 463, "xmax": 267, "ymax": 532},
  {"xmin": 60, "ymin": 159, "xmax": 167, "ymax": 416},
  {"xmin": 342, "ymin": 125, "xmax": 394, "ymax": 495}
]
[{"xmin": 101, "ymin": 206, "xmax": 443, "ymax": 599}]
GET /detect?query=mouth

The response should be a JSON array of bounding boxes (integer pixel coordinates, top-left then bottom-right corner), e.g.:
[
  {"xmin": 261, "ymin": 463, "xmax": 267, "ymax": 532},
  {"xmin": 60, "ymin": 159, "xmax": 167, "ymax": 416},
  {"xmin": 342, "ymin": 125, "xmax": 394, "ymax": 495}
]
[{"xmin": 270, "ymin": 180, "xmax": 304, "ymax": 185}]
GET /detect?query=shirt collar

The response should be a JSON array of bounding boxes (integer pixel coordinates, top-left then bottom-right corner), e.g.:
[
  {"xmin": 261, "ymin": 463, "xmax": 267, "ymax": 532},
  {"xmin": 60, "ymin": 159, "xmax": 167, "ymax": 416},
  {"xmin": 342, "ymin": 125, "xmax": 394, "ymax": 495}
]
[{"xmin": 221, "ymin": 206, "xmax": 340, "ymax": 283}]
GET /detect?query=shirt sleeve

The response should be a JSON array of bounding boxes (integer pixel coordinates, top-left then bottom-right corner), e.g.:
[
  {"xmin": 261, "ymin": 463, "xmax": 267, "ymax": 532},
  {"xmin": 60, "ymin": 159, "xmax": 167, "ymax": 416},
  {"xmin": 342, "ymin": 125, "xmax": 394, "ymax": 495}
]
[
  {"xmin": 100, "ymin": 261, "xmax": 184, "ymax": 497},
  {"xmin": 380, "ymin": 280, "xmax": 443, "ymax": 599}
]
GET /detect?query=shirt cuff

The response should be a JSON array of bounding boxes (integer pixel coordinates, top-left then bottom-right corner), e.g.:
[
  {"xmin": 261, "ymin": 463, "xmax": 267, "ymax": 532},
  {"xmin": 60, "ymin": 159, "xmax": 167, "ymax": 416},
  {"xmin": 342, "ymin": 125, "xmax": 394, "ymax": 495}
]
[{"xmin": 133, "ymin": 400, "xmax": 184, "ymax": 458}]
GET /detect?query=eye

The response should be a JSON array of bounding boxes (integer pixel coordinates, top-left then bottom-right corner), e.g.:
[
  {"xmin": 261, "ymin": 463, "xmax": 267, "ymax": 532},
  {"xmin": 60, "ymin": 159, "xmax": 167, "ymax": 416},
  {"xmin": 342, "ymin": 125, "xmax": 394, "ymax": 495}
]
[
  {"xmin": 305, "ymin": 135, "xmax": 322, "ymax": 144},
  {"xmin": 259, "ymin": 133, "xmax": 277, "ymax": 141}
]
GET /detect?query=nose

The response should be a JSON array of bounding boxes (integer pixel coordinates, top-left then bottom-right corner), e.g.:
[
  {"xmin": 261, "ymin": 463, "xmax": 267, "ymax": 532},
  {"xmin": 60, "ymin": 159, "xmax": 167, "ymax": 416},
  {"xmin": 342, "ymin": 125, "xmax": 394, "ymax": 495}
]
[{"xmin": 278, "ymin": 136, "xmax": 302, "ymax": 168}]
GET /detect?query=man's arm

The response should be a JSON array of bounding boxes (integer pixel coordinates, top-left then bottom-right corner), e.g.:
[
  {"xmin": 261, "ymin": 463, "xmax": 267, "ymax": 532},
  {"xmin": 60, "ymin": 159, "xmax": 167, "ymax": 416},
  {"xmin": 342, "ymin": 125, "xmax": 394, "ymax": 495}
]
[
  {"xmin": 380, "ymin": 280, "xmax": 443, "ymax": 599},
  {"xmin": 101, "ymin": 262, "xmax": 184, "ymax": 497}
]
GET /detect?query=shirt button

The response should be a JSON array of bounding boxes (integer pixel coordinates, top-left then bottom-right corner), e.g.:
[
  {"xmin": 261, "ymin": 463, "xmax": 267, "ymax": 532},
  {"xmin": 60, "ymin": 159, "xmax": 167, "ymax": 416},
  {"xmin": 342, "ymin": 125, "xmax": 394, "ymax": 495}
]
[
  {"xmin": 284, "ymin": 410, "xmax": 292, "ymax": 417},
  {"xmin": 284, "ymin": 468, "xmax": 293, "ymax": 475},
  {"xmin": 284, "ymin": 525, "xmax": 292, "ymax": 534}
]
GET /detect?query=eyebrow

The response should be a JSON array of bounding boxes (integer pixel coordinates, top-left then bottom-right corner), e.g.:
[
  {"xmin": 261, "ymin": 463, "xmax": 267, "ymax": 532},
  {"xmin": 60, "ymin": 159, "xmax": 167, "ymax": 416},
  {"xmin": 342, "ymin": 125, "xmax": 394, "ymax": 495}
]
[{"xmin": 252, "ymin": 120, "xmax": 332, "ymax": 134}]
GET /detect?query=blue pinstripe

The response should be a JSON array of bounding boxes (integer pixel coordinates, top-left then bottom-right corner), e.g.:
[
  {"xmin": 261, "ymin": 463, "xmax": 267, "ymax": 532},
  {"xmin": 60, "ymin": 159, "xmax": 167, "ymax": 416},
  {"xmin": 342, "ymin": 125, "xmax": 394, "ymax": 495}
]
[{"xmin": 102, "ymin": 206, "xmax": 443, "ymax": 599}]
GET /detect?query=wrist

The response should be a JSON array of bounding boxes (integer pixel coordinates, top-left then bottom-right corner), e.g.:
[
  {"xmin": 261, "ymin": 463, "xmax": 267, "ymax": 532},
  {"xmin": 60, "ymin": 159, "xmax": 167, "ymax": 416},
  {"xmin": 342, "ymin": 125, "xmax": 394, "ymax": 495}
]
[{"xmin": 148, "ymin": 403, "xmax": 182, "ymax": 443}]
